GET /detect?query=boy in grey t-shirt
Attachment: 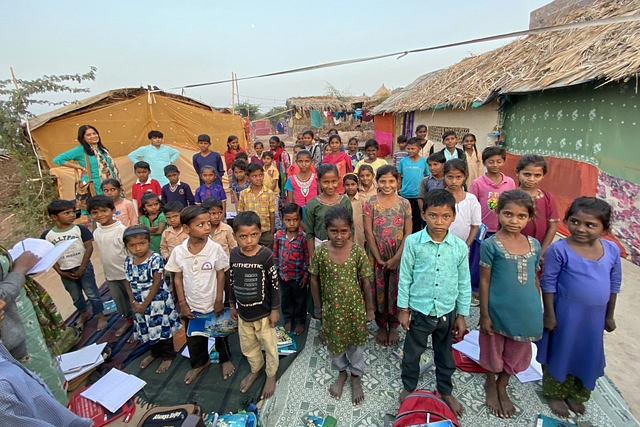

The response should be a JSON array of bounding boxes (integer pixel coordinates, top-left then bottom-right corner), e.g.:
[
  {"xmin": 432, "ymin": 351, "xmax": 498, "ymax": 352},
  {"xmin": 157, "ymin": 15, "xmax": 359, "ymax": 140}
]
[{"xmin": 41, "ymin": 200, "xmax": 105, "ymax": 330}]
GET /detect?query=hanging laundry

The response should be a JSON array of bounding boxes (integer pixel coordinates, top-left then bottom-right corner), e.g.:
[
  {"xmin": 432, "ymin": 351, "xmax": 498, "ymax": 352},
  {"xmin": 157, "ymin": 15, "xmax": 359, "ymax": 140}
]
[{"xmin": 310, "ymin": 110, "xmax": 324, "ymax": 128}]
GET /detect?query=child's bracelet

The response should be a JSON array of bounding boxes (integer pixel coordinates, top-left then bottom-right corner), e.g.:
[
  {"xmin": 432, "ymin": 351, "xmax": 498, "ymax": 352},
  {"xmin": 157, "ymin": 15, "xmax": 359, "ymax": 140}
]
[
  {"xmin": 314, "ymin": 308, "xmax": 322, "ymax": 315},
  {"xmin": 399, "ymin": 308, "xmax": 410, "ymax": 313}
]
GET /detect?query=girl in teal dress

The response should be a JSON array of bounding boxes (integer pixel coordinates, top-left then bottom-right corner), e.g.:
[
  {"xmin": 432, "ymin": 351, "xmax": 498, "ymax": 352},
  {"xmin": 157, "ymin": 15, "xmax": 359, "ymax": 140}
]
[
  {"xmin": 138, "ymin": 193, "xmax": 166, "ymax": 254},
  {"xmin": 479, "ymin": 189, "xmax": 542, "ymax": 419}
]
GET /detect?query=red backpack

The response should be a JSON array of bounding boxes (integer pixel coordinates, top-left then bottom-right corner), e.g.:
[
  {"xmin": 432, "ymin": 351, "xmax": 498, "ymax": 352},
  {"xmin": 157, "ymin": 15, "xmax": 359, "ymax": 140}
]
[{"xmin": 391, "ymin": 389, "xmax": 460, "ymax": 427}]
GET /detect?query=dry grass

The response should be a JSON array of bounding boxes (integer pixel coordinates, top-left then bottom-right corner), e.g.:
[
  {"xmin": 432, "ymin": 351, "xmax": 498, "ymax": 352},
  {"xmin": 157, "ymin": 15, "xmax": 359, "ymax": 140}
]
[{"xmin": 390, "ymin": 0, "xmax": 640, "ymax": 112}]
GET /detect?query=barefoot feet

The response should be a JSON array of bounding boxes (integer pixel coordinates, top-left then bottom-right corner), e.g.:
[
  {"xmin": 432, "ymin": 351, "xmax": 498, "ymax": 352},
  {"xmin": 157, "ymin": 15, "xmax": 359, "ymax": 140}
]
[
  {"xmin": 284, "ymin": 321, "xmax": 292, "ymax": 334},
  {"xmin": 294, "ymin": 323, "xmax": 305, "ymax": 336},
  {"xmin": 318, "ymin": 330, "xmax": 326, "ymax": 345},
  {"xmin": 140, "ymin": 355, "xmax": 156, "ymax": 370},
  {"xmin": 156, "ymin": 359, "xmax": 172, "ymax": 374},
  {"xmin": 79, "ymin": 311, "xmax": 91, "ymax": 326},
  {"xmin": 376, "ymin": 326, "xmax": 388, "ymax": 346},
  {"xmin": 547, "ymin": 399, "xmax": 570, "ymax": 418},
  {"xmin": 442, "ymin": 394, "xmax": 464, "ymax": 419},
  {"xmin": 329, "ymin": 371, "xmax": 348, "ymax": 400},
  {"xmin": 261, "ymin": 375, "xmax": 277, "ymax": 400},
  {"xmin": 221, "ymin": 361, "xmax": 235, "ymax": 380},
  {"xmin": 115, "ymin": 320, "xmax": 132, "ymax": 337},
  {"xmin": 388, "ymin": 327, "xmax": 400, "ymax": 346},
  {"xmin": 351, "ymin": 375, "xmax": 365, "ymax": 406},
  {"xmin": 565, "ymin": 399, "xmax": 586, "ymax": 416},
  {"xmin": 485, "ymin": 379, "xmax": 501, "ymax": 417},
  {"xmin": 96, "ymin": 312, "xmax": 107, "ymax": 331},
  {"xmin": 496, "ymin": 383, "xmax": 515, "ymax": 418},
  {"xmin": 240, "ymin": 368, "xmax": 264, "ymax": 393},
  {"xmin": 184, "ymin": 360, "xmax": 210, "ymax": 384}
]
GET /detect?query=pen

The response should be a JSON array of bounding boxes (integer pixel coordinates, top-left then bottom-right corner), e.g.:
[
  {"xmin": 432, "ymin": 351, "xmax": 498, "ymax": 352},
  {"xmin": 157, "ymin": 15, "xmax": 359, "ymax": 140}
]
[{"xmin": 21, "ymin": 240, "xmax": 25, "ymax": 253}]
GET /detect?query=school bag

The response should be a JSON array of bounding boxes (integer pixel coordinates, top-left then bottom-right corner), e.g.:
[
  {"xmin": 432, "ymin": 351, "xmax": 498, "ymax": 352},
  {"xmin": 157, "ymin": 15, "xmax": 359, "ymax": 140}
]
[{"xmin": 388, "ymin": 389, "xmax": 460, "ymax": 427}]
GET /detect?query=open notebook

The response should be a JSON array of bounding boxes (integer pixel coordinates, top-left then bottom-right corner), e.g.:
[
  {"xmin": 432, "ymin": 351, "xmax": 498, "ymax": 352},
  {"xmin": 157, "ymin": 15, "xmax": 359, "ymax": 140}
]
[{"xmin": 9, "ymin": 238, "xmax": 74, "ymax": 274}]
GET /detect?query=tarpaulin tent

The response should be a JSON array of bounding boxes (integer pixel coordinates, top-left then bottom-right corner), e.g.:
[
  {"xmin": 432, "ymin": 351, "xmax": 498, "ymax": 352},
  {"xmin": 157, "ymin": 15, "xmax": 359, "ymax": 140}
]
[{"xmin": 28, "ymin": 88, "xmax": 247, "ymax": 199}]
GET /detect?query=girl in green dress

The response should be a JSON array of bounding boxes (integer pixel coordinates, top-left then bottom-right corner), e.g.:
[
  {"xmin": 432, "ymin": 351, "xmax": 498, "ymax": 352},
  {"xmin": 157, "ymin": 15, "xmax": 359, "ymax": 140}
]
[{"xmin": 310, "ymin": 205, "xmax": 374, "ymax": 406}]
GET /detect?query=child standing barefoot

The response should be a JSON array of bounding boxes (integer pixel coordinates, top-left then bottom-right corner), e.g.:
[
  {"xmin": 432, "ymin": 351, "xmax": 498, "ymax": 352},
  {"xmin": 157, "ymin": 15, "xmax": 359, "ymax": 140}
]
[
  {"xmin": 398, "ymin": 190, "xmax": 470, "ymax": 419},
  {"xmin": 537, "ymin": 197, "xmax": 621, "ymax": 418},
  {"xmin": 123, "ymin": 226, "xmax": 180, "ymax": 374},
  {"xmin": 363, "ymin": 165, "xmax": 411, "ymax": 347},
  {"xmin": 310, "ymin": 206, "xmax": 374, "ymax": 406},
  {"xmin": 479, "ymin": 190, "xmax": 542, "ymax": 418},
  {"xmin": 516, "ymin": 154, "xmax": 559, "ymax": 255},
  {"xmin": 343, "ymin": 174, "xmax": 365, "ymax": 246}
]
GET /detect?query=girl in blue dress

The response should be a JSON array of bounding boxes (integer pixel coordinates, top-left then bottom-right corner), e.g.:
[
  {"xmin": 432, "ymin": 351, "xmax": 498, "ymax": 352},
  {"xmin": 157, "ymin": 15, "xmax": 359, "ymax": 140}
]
[
  {"xmin": 123, "ymin": 225, "xmax": 180, "ymax": 374},
  {"xmin": 537, "ymin": 197, "xmax": 621, "ymax": 418},
  {"xmin": 479, "ymin": 189, "xmax": 542, "ymax": 418}
]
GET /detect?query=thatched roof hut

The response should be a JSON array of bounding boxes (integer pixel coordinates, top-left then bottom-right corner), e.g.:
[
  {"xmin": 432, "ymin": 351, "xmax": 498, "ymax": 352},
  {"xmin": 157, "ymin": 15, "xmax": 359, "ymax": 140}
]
[
  {"xmin": 386, "ymin": 0, "xmax": 640, "ymax": 112},
  {"xmin": 285, "ymin": 96, "xmax": 353, "ymax": 113}
]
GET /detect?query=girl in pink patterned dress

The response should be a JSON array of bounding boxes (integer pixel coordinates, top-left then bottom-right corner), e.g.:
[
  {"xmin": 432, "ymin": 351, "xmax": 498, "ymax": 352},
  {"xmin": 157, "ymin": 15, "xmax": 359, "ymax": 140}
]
[{"xmin": 363, "ymin": 165, "xmax": 412, "ymax": 347}]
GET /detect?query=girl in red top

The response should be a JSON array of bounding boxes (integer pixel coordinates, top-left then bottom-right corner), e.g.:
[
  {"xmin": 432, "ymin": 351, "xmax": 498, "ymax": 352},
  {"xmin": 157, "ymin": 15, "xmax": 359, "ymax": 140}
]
[
  {"xmin": 322, "ymin": 135, "xmax": 353, "ymax": 194},
  {"xmin": 224, "ymin": 135, "xmax": 246, "ymax": 172}
]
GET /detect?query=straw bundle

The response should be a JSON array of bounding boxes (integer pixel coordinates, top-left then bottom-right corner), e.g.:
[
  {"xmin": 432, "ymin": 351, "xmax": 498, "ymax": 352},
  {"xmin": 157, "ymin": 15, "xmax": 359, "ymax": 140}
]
[{"xmin": 393, "ymin": 0, "xmax": 640, "ymax": 112}]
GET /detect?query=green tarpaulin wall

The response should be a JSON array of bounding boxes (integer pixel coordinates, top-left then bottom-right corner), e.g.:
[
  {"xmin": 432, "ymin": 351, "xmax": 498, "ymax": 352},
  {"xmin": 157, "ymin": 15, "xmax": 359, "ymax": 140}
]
[{"xmin": 503, "ymin": 81, "xmax": 640, "ymax": 185}]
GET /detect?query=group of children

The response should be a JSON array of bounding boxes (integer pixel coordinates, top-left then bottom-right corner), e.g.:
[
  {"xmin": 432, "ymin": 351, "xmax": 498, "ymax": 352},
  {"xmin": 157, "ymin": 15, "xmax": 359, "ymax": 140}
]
[{"xmin": 39, "ymin": 127, "xmax": 621, "ymax": 420}]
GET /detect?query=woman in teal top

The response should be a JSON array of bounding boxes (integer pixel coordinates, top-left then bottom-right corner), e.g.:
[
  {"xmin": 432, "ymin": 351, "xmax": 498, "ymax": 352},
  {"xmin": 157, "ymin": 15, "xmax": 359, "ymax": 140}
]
[{"xmin": 53, "ymin": 125, "xmax": 121, "ymax": 195}]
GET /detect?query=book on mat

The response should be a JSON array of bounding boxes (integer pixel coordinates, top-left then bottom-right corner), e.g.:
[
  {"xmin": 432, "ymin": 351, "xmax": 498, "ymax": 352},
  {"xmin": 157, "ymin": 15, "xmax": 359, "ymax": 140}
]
[
  {"xmin": 536, "ymin": 414, "xmax": 578, "ymax": 427},
  {"xmin": 278, "ymin": 337, "xmax": 297, "ymax": 355},
  {"xmin": 8, "ymin": 238, "xmax": 75, "ymax": 275},
  {"xmin": 275, "ymin": 326, "xmax": 293, "ymax": 347},
  {"xmin": 80, "ymin": 368, "xmax": 146, "ymax": 413},
  {"xmin": 393, "ymin": 341, "xmax": 434, "ymax": 375},
  {"xmin": 185, "ymin": 308, "xmax": 237, "ymax": 338}
]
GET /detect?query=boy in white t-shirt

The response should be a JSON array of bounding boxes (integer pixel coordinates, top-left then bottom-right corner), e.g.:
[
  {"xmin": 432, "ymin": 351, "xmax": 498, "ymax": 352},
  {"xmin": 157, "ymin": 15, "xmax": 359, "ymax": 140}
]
[
  {"xmin": 88, "ymin": 196, "xmax": 133, "ymax": 337},
  {"xmin": 41, "ymin": 200, "xmax": 106, "ymax": 330},
  {"xmin": 165, "ymin": 206, "xmax": 231, "ymax": 385}
]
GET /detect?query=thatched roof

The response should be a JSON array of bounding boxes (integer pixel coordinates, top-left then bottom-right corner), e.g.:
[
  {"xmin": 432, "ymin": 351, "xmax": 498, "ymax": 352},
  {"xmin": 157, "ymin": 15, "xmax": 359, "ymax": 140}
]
[
  {"xmin": 286, "ymin": 96, "xmax": 355, "ymax": 112},
  {"xmin": 29, "ymin": 87, "xmax": 232, "ymax": 131},
  {"xmin": 390, "ymin": 0, "xmax": 640, "ymax": 112},
  {"xmin": 372, "ymin": 71, "xmax": 442, "ymax": 114}
]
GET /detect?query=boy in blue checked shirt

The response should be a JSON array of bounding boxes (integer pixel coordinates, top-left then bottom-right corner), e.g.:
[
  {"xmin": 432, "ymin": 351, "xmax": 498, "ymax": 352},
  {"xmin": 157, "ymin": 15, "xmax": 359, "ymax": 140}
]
[
  {"xmin": 273, "ymin": 203, "xmax": 309, "ymax": 336},
  {"xmin": 397, "ymin": 189, "xmax": 471, "ymax": 419}
]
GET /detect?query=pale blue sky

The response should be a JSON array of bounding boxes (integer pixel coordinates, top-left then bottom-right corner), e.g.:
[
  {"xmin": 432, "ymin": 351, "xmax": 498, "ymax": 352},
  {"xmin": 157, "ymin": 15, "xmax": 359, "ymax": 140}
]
[{"xmin": 2, "ymin": 0, "xmax": 550, "ymax": 113}]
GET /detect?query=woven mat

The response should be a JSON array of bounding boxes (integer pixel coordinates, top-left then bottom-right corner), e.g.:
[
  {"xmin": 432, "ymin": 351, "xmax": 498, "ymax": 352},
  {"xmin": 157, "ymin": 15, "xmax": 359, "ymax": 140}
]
[{"xmin": 261, "ymin": 308, "xmax": 640, "ymax": 427}]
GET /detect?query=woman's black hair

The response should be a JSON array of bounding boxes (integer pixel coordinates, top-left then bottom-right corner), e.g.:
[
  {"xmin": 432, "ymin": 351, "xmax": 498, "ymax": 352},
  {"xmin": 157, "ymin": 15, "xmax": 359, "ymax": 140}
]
[
  {"xmin": 415, "ymin": 124, "xmax": 427, "ymax": 133},
  {"xmin": 462, "ymin": 133, "xmax": 478, "ymax": 158},
  {"xmin": 422, "ymin": 189, "xmax": 456, "ymax": 213},
  {"xmin": 444, "ymin": 159, "xmax": 468, "ymax": 178},
  {"xmin": 317, "ymin": 163, "xmax": 339, "ymax": 181},
  {"xmin": 343, "ymin": 173, "xmax": 359, "ymax": 185},
  {"xmin": 296, "ymin": 149, "xmax": 312, "ymax": 160},
  {"xmin": 139, "ymin": 193, "xmax": 163, "ymax": 217},
  {"xmin": 78, "ymin": 125, "xmax": 109, "ymax": 156},
  {"xmin": 180, "ymin": 205, "xmax": 209, "ymax": 227},
  {"xmin": 565, "ymin": 196, "xmax": 612, "ymax": 231},
  {"xmin": 123, "ymin": 225, "xmax": 151, "ymax": 245},
  {"xmin": 358, "ymin": 164, "xmax": 374, "ymax": 176},
  {"xmin": 496, "ymin": 189, "xmax": 535, "ymax": 218},
  {"xmin": 269, "ymin": 136, "xmax": 280, "ymax": 144},
  {"xmin": 226, "ymin": 135, "xmax": 238, "ymax": 148},
  {"xmin": 233, "ymin": 211, "xmax": 261, "ymax": 232},
  {"xmin": 376, "ymin": 164, "xmax": 400, "ymax": 181},
  {"xmin": 516, "ymin": 154, "xmax": 548, "ymax": 175},
  {"xmin": 100, "ymin": 178, "xmax": 122, "ymax": 190},
  {"xmin": 302, "ymin": 129, "xmax": 314, "ymax": 138},
  {"xmin": 282, "ymin": 203, "xmax": 302, "ymax": 217},
  {"xmin": 324, "ymin": 205, "xmax": 353, "ymax": 229},
  {"xmin": 328, "ymin": 134, "xmax": 341, "ymax": 143}
]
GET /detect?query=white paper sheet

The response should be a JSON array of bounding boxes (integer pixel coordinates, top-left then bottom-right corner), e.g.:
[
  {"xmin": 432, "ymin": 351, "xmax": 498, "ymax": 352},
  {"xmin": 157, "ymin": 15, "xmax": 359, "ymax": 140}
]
[
  {"xmin": 9, "ymin": 238, "xmax": 75, "ymax": 274},
  {"xmin": 59, "ymin": 343, "xmax": 107, "ymax": 373},
  {"xmin": 81, "ymin": 369, "xmax": 146, "ymax": 413},
  {"xmin": 181, "ymin": 337, "xmax": 215, "ymax": 358},
  {"xmin": 63, "ymin": 355, "xmax": 103, "ymax": 382}
]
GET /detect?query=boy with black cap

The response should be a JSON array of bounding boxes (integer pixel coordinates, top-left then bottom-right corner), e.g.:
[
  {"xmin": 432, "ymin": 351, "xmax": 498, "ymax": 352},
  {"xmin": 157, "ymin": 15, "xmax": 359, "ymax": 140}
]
[{"xmin": 192, "ymin": 134, "xmax": 225, "ymax": 187}]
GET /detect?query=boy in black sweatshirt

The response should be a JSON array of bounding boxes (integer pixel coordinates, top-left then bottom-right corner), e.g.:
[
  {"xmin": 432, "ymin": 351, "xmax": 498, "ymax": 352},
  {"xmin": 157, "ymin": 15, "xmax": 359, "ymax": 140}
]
[{"xmin": 229, "ymin": 211, "xmax": 280, "ymax": 400}]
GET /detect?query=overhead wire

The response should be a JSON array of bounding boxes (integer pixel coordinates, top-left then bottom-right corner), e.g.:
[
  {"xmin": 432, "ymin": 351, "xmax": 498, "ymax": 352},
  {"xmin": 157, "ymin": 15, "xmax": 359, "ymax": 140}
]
[{"xmin": 170, "ymin": 14, "xmax": 640, "ymax": 91}]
